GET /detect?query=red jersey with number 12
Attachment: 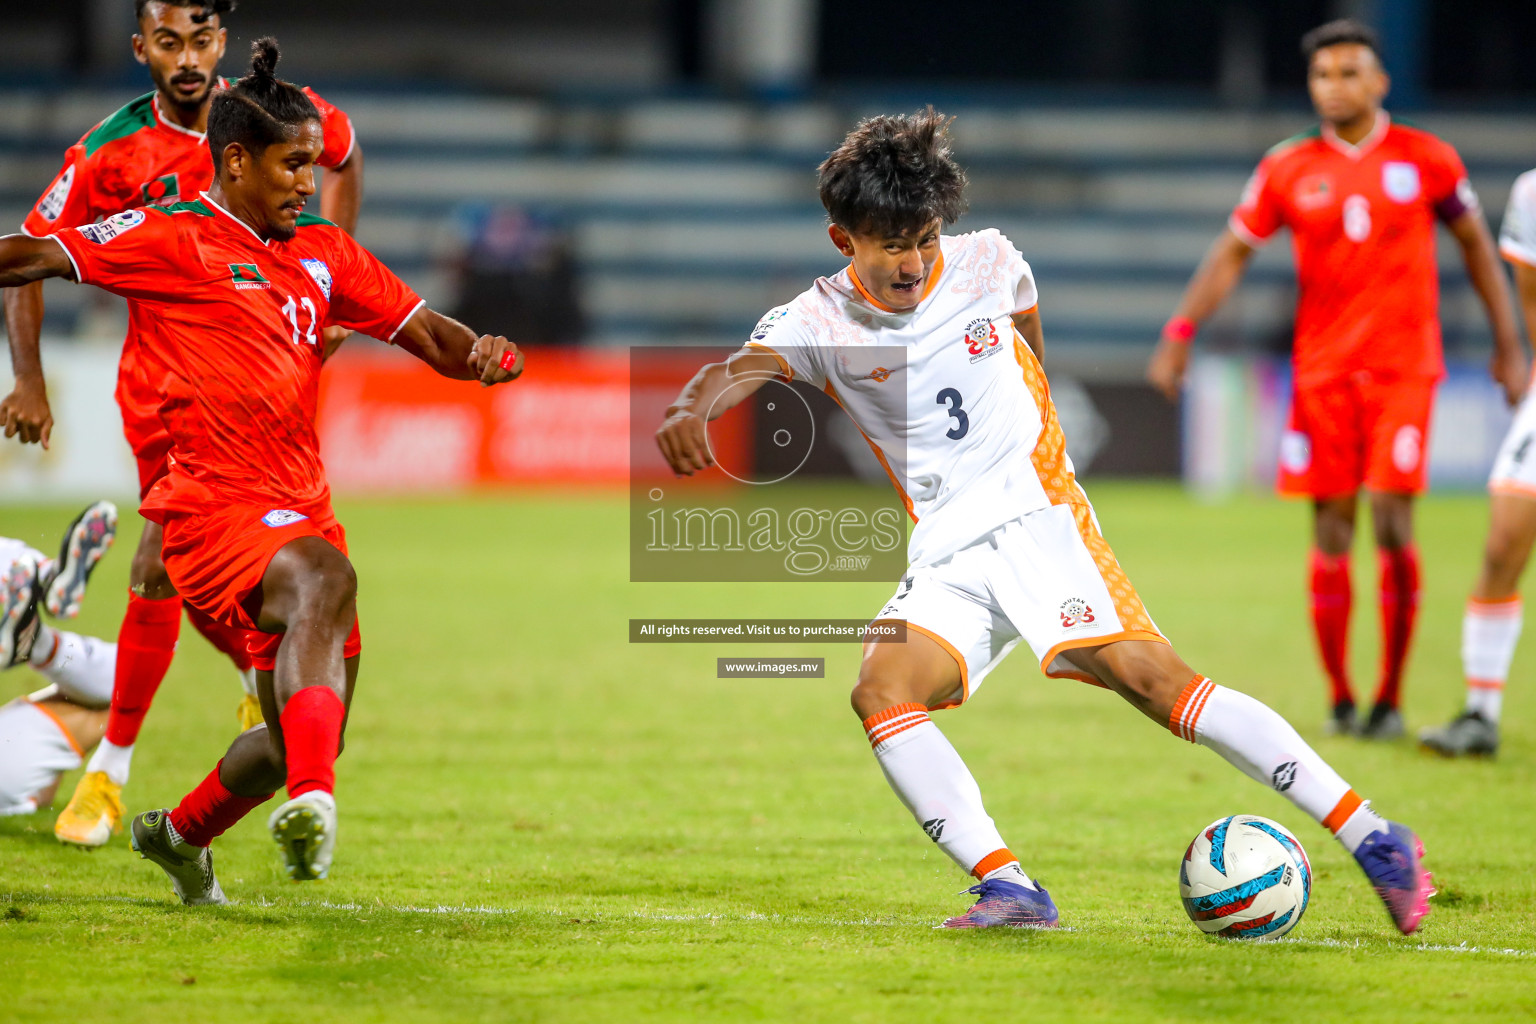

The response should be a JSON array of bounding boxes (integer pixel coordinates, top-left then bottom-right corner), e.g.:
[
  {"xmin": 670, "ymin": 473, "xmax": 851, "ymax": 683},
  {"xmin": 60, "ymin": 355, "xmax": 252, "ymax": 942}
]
[
  {"xmin": 51, "ymin": 195, "xmax": 422, "ymax": 518},
  {"xmin": 1230, "ymin": 113, "xmax": 1476, "ymax": 388}
]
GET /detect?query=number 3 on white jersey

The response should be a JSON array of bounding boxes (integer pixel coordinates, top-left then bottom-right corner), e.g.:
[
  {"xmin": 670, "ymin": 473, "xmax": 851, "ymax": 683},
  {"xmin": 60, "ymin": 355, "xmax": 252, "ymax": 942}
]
[{"xmin": 282, "ymin": 294, "xmax": 318, "ymax": 347}]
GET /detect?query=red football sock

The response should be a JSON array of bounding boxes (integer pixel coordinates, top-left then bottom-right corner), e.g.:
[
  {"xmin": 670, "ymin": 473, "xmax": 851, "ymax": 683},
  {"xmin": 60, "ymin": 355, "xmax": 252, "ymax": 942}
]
[
  {"xmin": 280, "ymin": 686, "xmax": 346, "ymax": 798},
  {"xmin": 168, "ymin": 760, "xmax": 274, "ymax": 848},
  {"xmin": 102, "ymin": 593, "xmax": 183, "ymax": 747},
  {"xmin": 1308, "ymin": 550, "xmax": 1353, "ymax": 707},
  {"xmin": 1375, "ymin": 544, "xmax": 1421, "ymax": 709},
  {"xmin": 185, "ymin": 603, "xmax": 254, "ymax": 672}
]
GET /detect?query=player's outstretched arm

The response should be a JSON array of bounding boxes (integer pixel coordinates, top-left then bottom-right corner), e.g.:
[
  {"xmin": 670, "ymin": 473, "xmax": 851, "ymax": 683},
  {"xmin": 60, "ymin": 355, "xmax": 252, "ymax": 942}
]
[
  {"xmin": 0, "ymin": 237, "xmax": 74, "ymax": 448},
  {"xmin": 655, "ymin": 347, "xmax": 781, "ymax": 476},
  {"xmin": 2, "ymin": 282, "xmax": 52, "ymax": 448},
  {"xmin": 1448, "ymin": 211, "xmax": 1530, "ymax": 405},
  {"xmin": 1147, "ymin": 229, "xmax": 1256, "ymax": 401},
  {"xmin": 393, "ymin": 306, "xmax": 522, "ymax": 386}
]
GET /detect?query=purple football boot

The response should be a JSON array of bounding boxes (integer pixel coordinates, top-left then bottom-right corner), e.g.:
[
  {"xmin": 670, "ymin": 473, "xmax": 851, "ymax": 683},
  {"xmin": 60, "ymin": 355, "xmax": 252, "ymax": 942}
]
[
  {"xmin": 942, "ymin": 879, "xmax": 1059, "ymax": 929},
  {"xmin": 1353, "ymin": 821, "xmax": 1435, "ymax": 934}
]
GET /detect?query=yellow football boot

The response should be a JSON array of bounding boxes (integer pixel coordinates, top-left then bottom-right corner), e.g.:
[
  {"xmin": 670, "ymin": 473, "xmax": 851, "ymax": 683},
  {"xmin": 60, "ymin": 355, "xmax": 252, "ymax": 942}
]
[
  {"xmin": 237, "ymin": 693, "xmax": 265, "ymax": 732},
  {"xmin": 54, "ymin": 771, "xmax": 124, "ymax": 847}
]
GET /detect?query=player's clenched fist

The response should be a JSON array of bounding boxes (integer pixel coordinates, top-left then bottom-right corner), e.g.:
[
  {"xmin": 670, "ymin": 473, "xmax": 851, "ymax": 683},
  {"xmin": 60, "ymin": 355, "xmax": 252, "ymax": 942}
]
[
  {"xmin": 0, "ymin": 378, "xmax": 53, "ymax": 448},
  {"xmin": 468, "ymin": 335, "xmax": 523, "ymax": 386},
  {"xmin": 1146, "ymin": 337, "xmax": 1191, "ymax": 402},
  {"xmin": 655, "ymin": 409, "xmax": 715, "ymax": 476}
]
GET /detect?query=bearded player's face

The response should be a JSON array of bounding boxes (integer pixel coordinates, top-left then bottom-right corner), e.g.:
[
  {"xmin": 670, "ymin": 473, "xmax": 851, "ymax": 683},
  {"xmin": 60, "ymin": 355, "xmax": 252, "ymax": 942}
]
[
  {"xmin": 1307, "ymin": 44, "xmax": 1388, "ymax": 128},
  {"xmin": 134, "ymin": 3, "xmax": 227, "ymax": 113},
  {"xmin": 241, "ymin": 122, "xmax": 323, "ymax": 241}
]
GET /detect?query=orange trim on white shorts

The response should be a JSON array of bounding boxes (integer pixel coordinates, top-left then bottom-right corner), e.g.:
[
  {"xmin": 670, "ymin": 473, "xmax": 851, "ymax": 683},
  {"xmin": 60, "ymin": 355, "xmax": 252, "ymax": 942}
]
[
  {"xmin": 1042, "ymin": 630, "xmax": 1170, "ymax": 690},
  {"xmin": 870, "ymin": 617, "xmax": 969, "ymax": 710},
  {"xmin": 27, "ymin": 700, "xmax": 84, "ymax": 758}
]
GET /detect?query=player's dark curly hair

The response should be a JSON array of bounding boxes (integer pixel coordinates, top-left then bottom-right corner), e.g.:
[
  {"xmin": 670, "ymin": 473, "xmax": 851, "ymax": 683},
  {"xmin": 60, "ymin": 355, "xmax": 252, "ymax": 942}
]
[
  {"xmin": 134, "ymin": 0, "xmax": 236, "ymax": 25},
  {"xmin": 207, "ymin": 37, "xmax": 320, "ymax": 159},
  {"xmin": 1301, "ymin": 18, "xmax": 1380, "ymax": 62},
  {"xmin": 817, "ymin": 108, "xmax": 968, "ymax": 238}
]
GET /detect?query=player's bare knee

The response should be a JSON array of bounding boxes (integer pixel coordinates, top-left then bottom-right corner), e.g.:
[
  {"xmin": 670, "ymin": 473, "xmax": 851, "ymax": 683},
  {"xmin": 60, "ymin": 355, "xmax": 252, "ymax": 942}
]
[
  {"xmin": 850, "ymin": 667, "xmax": 924, "ymax": 719},
  {"xmin": 291, "ymin": 548, "xmax": 357, "ymax": 627}
]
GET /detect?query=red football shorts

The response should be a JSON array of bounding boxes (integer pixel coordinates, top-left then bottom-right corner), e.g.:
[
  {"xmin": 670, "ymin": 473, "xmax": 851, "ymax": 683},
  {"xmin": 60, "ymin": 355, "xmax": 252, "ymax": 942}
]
[
  {"xmin": 158, "ymin": 502, "xmax": 361, "ymax": 670},
  {"xmin": 1277, "ymin": 372, "xmax": 1438, "ymax": 498}
]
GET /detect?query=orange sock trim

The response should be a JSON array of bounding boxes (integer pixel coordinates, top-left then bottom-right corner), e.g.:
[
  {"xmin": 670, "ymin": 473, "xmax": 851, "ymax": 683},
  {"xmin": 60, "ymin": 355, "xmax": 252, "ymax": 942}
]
[
  {"xmin": 1167, "ymin": 675, "xmax": 1213, "ymax": 742},
  {"xmin": 1468, "ymin": 596, "xmax": 1523, "ymax": 616},
  {"xmin": 1466, "ymin": 678, "xmax": 1506, "ymax": 691},
  {"xmin": 862, "ymin": 702, "xmax": 930, "ymax": 748},
  {"xmin": 971, "ymin": 848, "xmax": 1017, "ymax": 880},
  {"xmin": 1322, "ymin": 789, "xmax": 1364, "ymax": 834}
]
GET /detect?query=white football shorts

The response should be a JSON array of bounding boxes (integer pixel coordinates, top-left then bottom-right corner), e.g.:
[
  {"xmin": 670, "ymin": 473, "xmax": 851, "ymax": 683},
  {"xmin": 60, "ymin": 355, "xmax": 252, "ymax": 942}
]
[
  {"xmin": 0, "ymin": 699, "xmax": 82, "ymax": 816},
  {"xmin": 1489, "ymin": 386, "xmax": 1536, "ymax": 497},
  {"xmin": 871, "ymin": 500, "xmax": 1166, "ymax": 709}
]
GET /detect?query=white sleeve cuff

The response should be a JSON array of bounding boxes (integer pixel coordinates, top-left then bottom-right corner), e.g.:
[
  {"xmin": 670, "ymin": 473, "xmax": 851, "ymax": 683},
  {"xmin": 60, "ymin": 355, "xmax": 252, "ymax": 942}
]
[{"xmin": 1227, "ymin": 214, "xmax": 1271, "ymax": 249}]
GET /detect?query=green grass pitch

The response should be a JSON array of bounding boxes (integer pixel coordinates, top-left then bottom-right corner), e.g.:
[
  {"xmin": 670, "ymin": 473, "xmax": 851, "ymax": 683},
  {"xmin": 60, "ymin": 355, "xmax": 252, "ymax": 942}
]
[{"xmin": 3, "ymin": 483, "xmax": 1534, "ymax": 1022}]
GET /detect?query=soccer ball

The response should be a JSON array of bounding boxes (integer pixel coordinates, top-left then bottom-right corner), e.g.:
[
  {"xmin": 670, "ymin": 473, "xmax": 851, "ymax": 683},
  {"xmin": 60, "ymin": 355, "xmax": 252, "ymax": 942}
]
[{"xmin": 1179, "ymin": 814, "xmax": 1311, "ymax": 940}]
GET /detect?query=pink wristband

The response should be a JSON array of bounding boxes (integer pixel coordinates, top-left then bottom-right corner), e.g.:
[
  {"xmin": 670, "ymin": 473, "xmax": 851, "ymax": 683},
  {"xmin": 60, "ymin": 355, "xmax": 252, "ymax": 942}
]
[{"xmin": 1163, "ymin": 316, "xmax": 1196, "ymax": 344}]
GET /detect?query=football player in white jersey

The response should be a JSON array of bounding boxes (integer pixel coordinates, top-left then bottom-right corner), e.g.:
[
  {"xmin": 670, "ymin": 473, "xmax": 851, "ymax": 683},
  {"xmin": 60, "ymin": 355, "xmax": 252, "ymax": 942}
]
[
  {"xmin": 1421, "ymin": 169, "xmax": 1536, "ymax": 758},
  {"xmin": 1, "ymin": 507, "xmax": 120, "ymax": 816},
  {"xmin": 656, "ymin": 110, "xmax": 1433, "ymax": 934}
]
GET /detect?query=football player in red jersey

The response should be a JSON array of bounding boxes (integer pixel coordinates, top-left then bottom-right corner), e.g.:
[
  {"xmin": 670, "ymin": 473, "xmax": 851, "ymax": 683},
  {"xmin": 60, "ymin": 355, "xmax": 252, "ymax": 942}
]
[
  {"xmin": 1148, "ymin": 19, "xmax": 1527, "ymax": 739},
  {"xmin": 0, "ymin": 0, "xmax": 365, "ymax": 848},
  {"xmin": 0, "ymin": 38, "xmax": 522, "ymax": 899}
]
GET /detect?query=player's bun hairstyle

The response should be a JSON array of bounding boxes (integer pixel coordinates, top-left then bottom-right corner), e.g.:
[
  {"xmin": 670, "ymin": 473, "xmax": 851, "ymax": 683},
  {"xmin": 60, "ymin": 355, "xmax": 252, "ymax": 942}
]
[
  {"xmin": 134, "ymin": 0, "xmax": 236, "ymax": 24},
  {"xmin": 207, "ymin": 37, "xmax": 320, "ymax": 160},
  {"xmin": 817, "ymin": 107, "xmax": 968, "ymax": 238},
  {"xmin": 1301, "ymin": 18, "xmax": 1380, "ymax": 62}
]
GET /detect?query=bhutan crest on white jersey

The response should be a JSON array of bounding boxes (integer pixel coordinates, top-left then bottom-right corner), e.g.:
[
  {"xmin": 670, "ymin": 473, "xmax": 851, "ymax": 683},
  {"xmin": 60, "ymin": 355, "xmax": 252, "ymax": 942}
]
[{"xmin": 963, "ymin": 317, "xmax": 1003, "ymax": 363}]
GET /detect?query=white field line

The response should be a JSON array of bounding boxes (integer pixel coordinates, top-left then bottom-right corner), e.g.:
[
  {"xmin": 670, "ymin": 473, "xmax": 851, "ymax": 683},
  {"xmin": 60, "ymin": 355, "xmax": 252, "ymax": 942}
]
[{"xmin": 7, "ymin": 892, "xmax": 1534, "ymax": 957}]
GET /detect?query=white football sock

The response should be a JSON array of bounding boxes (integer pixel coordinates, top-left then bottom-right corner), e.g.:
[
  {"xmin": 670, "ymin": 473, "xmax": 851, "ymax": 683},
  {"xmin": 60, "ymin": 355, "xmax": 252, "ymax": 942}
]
[
  {"xmin": 863, "ymin": 702, "xmax": 1022, "ymax": 880},
  {"xmin": 85, "ymin": 738, "xmax": 134, "ymax": 786},
  {"xmin": 1332, "ymin": 800, "xmax": 1390, "ymax": 855},
  {"xmin": 1463, "ymin": 598, "xmax": 1520, "ymax": 724},
  {"xmin": 30, "ymin": 628, "xmax": 115, "ymax": 708},
  {"xmin": 1169, "ymin": 676, "xmax": 1381, "ymax": 852}
]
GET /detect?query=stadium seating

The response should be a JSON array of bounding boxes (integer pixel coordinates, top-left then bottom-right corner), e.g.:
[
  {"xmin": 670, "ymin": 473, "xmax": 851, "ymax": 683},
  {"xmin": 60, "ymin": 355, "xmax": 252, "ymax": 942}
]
[{"xmin": 2, "ymin": 88, "xmax": 1531, "ymax": 368}]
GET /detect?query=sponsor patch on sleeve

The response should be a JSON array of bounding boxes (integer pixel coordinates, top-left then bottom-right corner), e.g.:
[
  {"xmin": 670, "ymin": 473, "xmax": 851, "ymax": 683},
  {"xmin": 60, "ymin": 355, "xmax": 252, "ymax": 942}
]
[
  {"xmin": 37, "ymin": 166, "xmax": 75, "ymax": 222},
  {"xmin": 77, "ymin": 209, "xmax": 146, "ymax": 245},
  {"xmin": 261, "ymin": 509, "xmax": 309, "ymax": 527}
]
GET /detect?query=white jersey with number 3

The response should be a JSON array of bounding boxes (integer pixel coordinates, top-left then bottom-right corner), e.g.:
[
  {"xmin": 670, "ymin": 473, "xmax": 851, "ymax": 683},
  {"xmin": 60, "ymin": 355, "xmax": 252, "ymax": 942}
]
[{"xmin": 747, "ymin": 229, "xmax": 1070, "ymax": 567}]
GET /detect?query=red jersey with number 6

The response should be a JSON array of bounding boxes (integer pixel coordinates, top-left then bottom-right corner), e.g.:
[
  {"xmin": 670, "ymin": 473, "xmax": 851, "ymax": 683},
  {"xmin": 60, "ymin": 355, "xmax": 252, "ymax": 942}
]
[
  {"xmin": 50, "ymin": 195, "xmax": 422, "ymax": 518},
  {"xmin": 1229, "ymin": 113, "xmax": 1476, "ymax": 389}
]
